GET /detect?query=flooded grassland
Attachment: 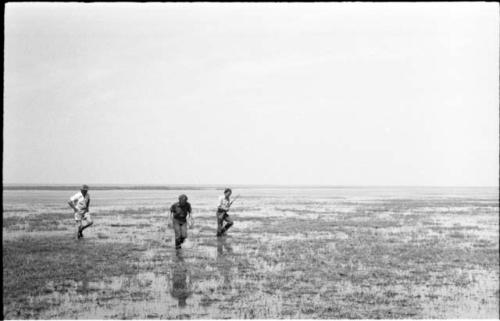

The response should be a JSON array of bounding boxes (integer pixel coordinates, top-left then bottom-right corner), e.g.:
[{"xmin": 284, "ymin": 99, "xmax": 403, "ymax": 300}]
[{"xmin": 3, "ymin": 187, "xmax": 499, "ymax": 319}]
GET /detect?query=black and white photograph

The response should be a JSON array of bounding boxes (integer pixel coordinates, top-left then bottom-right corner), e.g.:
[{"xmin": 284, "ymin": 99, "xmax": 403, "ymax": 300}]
[{"xmin": 3, "ymin": 2, "xmax": 499, "ymax": 319}]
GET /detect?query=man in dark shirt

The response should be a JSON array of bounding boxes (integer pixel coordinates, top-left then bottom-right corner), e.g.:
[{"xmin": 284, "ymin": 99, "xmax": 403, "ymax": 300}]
[{"xmin": 169, "ymin": 194, "xmax": 192, "ymax": 249}]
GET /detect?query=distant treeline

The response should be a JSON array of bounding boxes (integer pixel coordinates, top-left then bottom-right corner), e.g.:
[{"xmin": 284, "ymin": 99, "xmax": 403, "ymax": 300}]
[
  {"xmin": 3, "ymin": 184, "xmax": 361, "ymax": 191},
  {"xmin": 3, "ymin": 185, "xmax": 218, "ymax": 191},
  {"xmin": 3, "ymin": 185, "xmax": 484, "ymax": 191}
]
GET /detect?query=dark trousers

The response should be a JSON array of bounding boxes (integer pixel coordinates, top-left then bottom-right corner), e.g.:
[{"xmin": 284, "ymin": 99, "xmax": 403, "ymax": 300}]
[
  {"xmin": 173, "ymin": 218, "xmax": 188, "ymax": 247},
  {"xmin": 217, "ymin": 209, "xmax": 233, "ymax": 235}
]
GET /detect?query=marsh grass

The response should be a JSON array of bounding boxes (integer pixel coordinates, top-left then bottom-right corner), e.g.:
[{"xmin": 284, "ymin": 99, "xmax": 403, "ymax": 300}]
[
  {"xmin": 2, "ymin": 188, "xmax": 499, "ymax": 319},
  {"xmin": 3, "ymin": 236, "xmax": 146, "ymax": 313},
  {"xmin": 3, "ymin": 213, "xmax": 73, "ymax": 232}
]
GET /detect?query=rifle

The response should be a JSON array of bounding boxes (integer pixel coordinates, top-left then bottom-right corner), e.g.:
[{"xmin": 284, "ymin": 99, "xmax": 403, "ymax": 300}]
[{"xmin": 229, "ymin": 195, "xmax": 240, "ymax": 207}]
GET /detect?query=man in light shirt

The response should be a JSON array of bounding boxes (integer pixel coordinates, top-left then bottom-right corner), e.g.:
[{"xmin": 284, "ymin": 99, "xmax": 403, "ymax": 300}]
[
  {"xmin": 68, "ymin": 184, "xmax": 93, "ymax": 239},
  {"xmin": 216, "ymin": 188, "xmax": 236, "ymax": 237}
]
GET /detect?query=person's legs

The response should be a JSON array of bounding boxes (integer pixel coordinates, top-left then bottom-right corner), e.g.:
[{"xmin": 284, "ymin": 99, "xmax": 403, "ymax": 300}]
[
  {"xmin": 76, "ymin": 221, "xmax": 83, "ymax": 239},
  {"xmin": 79, "ymin": 214, "xmax": 93, "ymax": 237},
  {"xmin": 81, "ymin": 220, "xmax": 93, "ymax": 231},
  {"xmin": 173, "ymin": 219, "xmax": 182, "ymax": 249},
  {"xmin": 74, "ymin": 212, "xmax": 83, "ymax": 238},
  {"xmin": 216, "ymin": 210, "xmax": 225, "ymax": 237},
  {"xmin": 179, "ymin": 222, "xmax": 188, "ymax": 244},
  {"xmin": 81, "ymin": 214, "xmax": 93, "ymax": 231},
  {"xmin": 221, "ymin": 215, "xmax": 233, "ymax": 235}
]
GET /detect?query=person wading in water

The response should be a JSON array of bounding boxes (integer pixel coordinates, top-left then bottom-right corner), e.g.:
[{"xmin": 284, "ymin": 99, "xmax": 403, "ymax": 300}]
[
  {"xmin": 68, "ymin": 184, "xmax": 93, "ymax": 239},
  {"xmin": 216, "ymin": 188, "xmax": 238, "ymax": 237},
  {"xmin": 169, "ymin": 194, "xmax": 193, "ymax": 249}
]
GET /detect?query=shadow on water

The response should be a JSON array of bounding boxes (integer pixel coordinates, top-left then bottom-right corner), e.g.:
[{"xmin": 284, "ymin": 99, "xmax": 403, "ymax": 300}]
[{"xmin": 169, "ymin": 250, "xmax": 193, "ymax": 308}]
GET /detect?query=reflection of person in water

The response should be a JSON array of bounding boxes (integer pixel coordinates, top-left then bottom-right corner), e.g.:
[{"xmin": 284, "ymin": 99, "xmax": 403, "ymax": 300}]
[
  {"xmin": 217, "ymin": 236, "xmax": 233, "ymax": 256},
  {"xmin": 217, "ymin": 237, "xmax": 233, "ymax": 288},
  {"xmin": 77, "ymin": 277, "xmax": 90, "ymax": 293},
  {"xmin": 169, "ymin": 251, "xmax": 193, "ymax": 307}
]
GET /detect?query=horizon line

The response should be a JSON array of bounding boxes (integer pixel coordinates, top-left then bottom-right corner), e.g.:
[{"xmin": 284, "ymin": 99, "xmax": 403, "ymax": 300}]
[{"xmin": 2, "ymin": 183, "xmax": 498, "ymax": 189}]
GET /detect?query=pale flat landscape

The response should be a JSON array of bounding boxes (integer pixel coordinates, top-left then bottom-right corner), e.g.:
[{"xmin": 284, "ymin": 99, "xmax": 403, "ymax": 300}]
[{"xmin": 2, "ymin": 186, "xmax": 499, "ymax": 319}]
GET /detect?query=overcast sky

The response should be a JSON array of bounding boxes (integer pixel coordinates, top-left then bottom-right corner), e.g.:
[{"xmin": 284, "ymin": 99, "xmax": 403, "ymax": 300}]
[{"xmin": 4, "ymin": 3, "xmax": 499, "ymax": 186}]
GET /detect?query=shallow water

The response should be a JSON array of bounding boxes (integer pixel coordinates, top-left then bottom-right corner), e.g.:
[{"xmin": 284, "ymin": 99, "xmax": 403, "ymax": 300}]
[{"xmin": 3, "ymin": 186, "xmax": 499, "ymax": 319}]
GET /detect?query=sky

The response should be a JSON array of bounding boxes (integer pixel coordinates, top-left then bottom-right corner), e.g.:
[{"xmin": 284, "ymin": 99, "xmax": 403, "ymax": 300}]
[{"xmin": 4, "ymin": 3, "xmax": 499, "ymax": 186}]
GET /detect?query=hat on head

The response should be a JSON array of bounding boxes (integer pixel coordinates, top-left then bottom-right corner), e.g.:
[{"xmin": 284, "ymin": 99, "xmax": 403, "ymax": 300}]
[
  {"xmin": 81, "ymin": 184, "xmax": 89, "ymax": 191},
  {"xmin": 178, "ymin": 194, "xmax": 188, "ymax": 201}
]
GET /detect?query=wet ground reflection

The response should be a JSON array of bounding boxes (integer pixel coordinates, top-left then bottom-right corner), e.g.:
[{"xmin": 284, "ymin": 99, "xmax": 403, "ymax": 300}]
[
  {"xmin": 3, "ymin": 187, "xmax": 499, "ymax": 319},
  {"xmin": 217, "ymin": 237, "xmax": 233, "ymax": 290},
  {"xmin": 169, "ymin": 250, "xmax": 193, "ymax": 308}
]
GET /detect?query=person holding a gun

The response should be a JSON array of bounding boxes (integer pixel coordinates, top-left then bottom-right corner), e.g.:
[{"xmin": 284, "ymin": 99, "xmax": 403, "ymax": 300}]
[{"xmin": 216, "ymin": 188, "xmax": 239, "ymax": 237}]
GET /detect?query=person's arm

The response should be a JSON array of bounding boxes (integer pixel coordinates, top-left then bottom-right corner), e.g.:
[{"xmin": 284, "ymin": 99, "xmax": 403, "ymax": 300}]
[
  {"xmin": 229, "ymin": 195, "xmax": 240, "ymax": 207},
  {"xmin": 187, "ymin": 204, "xmax": 194, "ymax": 228},
  {"xmin": 68, "ymin": 195, "xmax": 78, "ymax": 212},
  {"xmin": 168, "ymin": 205, "xmax": 174, "ymax": 227},
  {"xmin": 68, "ymin": 200, "xmax": 77, "ymax": 211}
]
